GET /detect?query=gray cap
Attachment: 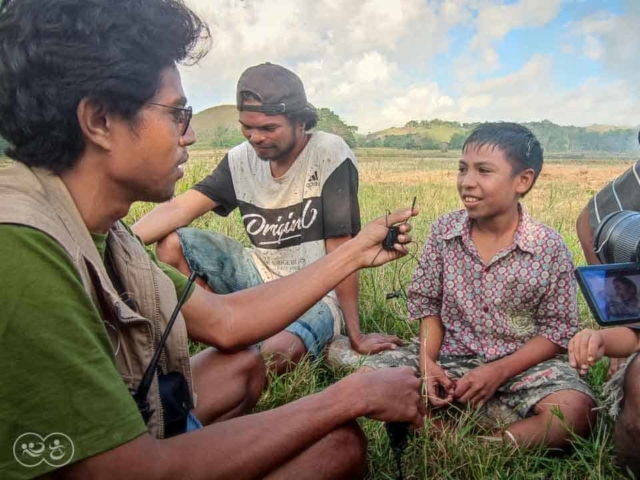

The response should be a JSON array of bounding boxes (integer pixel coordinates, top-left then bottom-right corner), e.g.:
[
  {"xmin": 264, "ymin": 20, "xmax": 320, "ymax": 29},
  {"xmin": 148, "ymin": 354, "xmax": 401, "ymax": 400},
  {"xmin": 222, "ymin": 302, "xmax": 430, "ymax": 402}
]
[{"xmin": 236, "ymin": 62, "xmax": 315, "ymax": 115}]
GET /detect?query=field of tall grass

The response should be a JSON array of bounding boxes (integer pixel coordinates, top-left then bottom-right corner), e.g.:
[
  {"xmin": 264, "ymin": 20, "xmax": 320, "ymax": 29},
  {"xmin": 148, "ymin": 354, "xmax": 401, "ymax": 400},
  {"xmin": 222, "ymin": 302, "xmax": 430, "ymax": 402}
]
[{"xmin": 125, "ymin": 149, "xmax": 636, "ymax": 480}]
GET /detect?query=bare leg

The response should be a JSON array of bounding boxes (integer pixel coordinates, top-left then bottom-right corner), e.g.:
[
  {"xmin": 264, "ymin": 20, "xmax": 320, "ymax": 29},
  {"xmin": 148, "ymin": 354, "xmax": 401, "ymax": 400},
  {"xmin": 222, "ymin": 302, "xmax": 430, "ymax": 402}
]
[
  {"xmin": 263, "ymin": 421, "xmax": 367, "ymax": 480},
  {"xmin": 613, "ymin": 355, "xmax": 640, "ymax": 476},
  {"xmin": 156, "ymin": 231, "xmax": 211, "ymax": 291},
  {"xmin": 261, "ymin": 331, "xmax": 307, "ymax": 375},
  {"xmin": 190, "ymin": 347, "xmax": 266, "ymax": 425},
  {"xmin": 504, "ymin": 390, "xmax": 596, "ymax": 448}
]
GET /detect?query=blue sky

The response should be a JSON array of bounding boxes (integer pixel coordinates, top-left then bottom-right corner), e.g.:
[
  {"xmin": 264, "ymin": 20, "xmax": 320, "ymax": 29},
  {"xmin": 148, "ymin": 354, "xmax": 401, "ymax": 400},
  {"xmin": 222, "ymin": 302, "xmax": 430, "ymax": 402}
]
[{"xmin": 181, "ymin": 0, "xmax": 640, "ymax": 132}]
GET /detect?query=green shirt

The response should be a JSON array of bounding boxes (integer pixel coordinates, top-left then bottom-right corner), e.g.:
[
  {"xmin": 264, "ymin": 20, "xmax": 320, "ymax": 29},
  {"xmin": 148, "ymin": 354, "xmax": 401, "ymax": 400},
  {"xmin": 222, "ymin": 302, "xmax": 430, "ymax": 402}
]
[{"xmin": 0, "ymin": 224, "xmax": 193, "ymax": 479}]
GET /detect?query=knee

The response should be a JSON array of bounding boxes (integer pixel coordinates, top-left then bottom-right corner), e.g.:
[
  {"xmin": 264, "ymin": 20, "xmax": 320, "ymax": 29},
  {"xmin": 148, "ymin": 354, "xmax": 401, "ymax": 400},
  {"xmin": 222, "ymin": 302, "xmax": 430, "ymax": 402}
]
[
  {"xmin": 562, "ymin": 393, "xmax": 597, "ymax": 437},
  {"xmin": 156, "ymin": 231, "xmax": 183, "ymax": 267},
  {"xmin": 240, "ymin": 348, "xmax": 267, "ymax": 406},
  {"xmin": 326, "ymin": 421, "xmax": 367, "ymax": 478},
  {"xmin": 262, "ymin": 334, "xmax": 307, "ymax": 362}
]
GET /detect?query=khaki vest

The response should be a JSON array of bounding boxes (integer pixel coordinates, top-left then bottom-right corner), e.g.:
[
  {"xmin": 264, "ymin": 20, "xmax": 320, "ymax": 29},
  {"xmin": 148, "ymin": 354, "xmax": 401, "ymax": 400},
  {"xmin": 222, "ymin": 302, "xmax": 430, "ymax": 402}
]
[{"xmin": 0, "ymin": 162, "xmax": 193, "ymax": 438}]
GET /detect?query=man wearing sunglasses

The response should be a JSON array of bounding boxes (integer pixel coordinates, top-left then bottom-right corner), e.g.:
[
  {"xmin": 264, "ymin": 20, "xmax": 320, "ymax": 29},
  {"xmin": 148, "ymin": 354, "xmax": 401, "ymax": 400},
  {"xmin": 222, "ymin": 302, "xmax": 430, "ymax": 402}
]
[
  {"xmin": 134, "ymin": 63, "xmax": 402, "ymax": 374},
  {"xmin": 0, "ymin": 0, "xmax": 424, "ymax": 479}
]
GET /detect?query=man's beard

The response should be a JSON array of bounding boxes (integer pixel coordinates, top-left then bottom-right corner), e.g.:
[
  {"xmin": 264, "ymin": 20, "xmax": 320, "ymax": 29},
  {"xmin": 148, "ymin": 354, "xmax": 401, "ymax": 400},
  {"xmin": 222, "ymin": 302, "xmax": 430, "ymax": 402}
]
[{"xmin": 255, "ymin": 128, "xmax": 298, "ymax": 162}]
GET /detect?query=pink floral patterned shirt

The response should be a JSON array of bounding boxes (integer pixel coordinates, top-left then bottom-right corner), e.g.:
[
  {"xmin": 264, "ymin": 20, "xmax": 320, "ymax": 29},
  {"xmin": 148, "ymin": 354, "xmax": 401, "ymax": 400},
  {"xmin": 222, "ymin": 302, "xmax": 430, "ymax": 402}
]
[{"xmin": 407, "ymin": 208, "xmax": 579, "ymax": 362}]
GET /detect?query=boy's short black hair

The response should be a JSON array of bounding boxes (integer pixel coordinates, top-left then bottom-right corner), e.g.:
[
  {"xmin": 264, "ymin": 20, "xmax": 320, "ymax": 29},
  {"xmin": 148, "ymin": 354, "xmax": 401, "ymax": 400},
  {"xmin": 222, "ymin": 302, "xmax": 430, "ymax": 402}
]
[
  {"xmin": 463, "ymin": 122, "xmax": 543, "ymax": 195},
  {"xmin": 0, "ymin": 0, "xmax": 210, "ymax": 174}
]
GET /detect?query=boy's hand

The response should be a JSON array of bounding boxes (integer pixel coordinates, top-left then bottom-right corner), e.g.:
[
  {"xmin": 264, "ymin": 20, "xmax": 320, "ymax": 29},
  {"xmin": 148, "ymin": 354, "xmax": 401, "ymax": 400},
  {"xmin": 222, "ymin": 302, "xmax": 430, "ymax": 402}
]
[
  {"xmin": 353, "ymin": 207, "xmax": 418, "ymax": 268},
  {"xmin": 424, "ymin": 362, "xmax": 456, "ymax": 407},
  {"xmin": 568, "ymin": 329, "xmax": 605, "ymax": 376},
  {"xmin": 454, "ymin": 364, "xmax": 506, "ymax": 408}
]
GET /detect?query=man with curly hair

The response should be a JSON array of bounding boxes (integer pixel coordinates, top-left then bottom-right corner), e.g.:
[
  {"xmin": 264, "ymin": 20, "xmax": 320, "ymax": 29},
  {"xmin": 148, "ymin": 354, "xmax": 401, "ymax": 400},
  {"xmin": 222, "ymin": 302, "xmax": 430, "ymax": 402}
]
[{"xmin": 0, "ymin": 1, "xmax": 423, "ymax": 478}]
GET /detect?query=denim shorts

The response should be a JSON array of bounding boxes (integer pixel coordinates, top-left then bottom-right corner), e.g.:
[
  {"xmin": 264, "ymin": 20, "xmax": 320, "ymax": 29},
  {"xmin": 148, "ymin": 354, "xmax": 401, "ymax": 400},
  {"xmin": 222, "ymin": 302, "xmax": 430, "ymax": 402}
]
[
  {"xmin": 177, "ymin": 228, "xmax": 336, "ymax": 357},
  {"xmin": 186, "ymin": 411, "xmax": 203, "ymax": 432}
]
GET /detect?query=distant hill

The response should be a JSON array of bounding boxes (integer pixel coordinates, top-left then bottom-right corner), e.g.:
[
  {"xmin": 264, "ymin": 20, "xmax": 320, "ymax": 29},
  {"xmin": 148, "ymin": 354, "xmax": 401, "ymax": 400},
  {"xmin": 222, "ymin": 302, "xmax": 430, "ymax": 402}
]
[
  {"xmin": 585, "ymin": 124, "xmax": 630, "ymax": 133},
  {"xmin": 361, "ymin": 118, "xmax": 639, "ymax": 154},
  {"xmin": 191, "ymin": 105, "xmax": 358, "ymax": 149},
  {"xmin": 362, "ymin": 119, "xmax": 468, "ymax": 150},
  {"xmin": 191, "ymin": 105, "xmax": 245, "ymax": 149}
]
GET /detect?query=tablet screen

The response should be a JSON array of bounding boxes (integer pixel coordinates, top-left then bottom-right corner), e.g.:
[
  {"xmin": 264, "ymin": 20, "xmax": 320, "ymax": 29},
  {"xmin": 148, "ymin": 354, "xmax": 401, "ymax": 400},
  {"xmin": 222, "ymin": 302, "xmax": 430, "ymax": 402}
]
[{"xmin": 575, "ymin": 263, "xmax": 640, "ymax": 326}]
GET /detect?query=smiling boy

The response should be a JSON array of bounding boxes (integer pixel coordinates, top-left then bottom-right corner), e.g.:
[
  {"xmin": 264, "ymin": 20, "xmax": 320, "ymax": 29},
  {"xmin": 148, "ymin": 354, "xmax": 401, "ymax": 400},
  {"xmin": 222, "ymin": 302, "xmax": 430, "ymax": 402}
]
[{"xmin": 407, "ymin": 123, "xmax": 596, "ymax": 448}]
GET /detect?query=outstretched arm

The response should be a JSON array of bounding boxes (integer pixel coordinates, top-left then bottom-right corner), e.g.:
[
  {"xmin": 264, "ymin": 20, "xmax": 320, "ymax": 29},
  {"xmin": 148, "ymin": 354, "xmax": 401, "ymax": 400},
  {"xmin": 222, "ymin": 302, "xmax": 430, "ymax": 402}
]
[
  {"xmin": 183, "ymin": 208, "xmax": 417, "ymax": 351},
  {"xmin": 569, "ymin": 327, "xmax": 640, "ymax": 375},
  {"xmin": 132, "ymin": 190, "xmax": 216, "ymax": 245},
  {"xmin": 62, "ymin": 367, "xmax": 425, "ymax": 480}
]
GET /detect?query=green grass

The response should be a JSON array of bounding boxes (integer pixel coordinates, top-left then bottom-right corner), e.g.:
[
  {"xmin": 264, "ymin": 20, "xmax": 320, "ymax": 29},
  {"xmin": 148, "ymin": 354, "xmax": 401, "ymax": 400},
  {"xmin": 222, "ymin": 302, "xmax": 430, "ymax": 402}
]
[{"xmin": 125, "ymin": 150, "xmax": 635, "ymax": 480}]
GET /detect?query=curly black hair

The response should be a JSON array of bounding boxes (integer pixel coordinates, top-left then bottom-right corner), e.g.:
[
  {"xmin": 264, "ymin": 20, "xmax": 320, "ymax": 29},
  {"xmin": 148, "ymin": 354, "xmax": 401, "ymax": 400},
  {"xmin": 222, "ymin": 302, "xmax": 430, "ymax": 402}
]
[{"xmin": 0, "ymin": 0, "xmax": 210, "ymax": 173}]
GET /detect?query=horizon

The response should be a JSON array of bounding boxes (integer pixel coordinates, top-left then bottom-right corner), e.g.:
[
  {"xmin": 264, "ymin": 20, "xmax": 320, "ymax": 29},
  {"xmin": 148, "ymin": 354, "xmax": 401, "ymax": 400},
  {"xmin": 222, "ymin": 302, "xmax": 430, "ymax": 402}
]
[
  {"xmin": 193, "ymin": 103, "xmax": 639, "ymax": 134},
  {"xmin": 181, "ymin": 0, "xmax": 640, "ymax": 134}
]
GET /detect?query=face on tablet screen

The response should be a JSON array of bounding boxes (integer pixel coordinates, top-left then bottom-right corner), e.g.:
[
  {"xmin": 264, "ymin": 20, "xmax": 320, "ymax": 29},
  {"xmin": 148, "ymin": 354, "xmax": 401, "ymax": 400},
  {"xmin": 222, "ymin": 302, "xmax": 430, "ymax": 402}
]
[{"xmin": 577, "ymin": 266, "xmax": 640, "ymax": 325}]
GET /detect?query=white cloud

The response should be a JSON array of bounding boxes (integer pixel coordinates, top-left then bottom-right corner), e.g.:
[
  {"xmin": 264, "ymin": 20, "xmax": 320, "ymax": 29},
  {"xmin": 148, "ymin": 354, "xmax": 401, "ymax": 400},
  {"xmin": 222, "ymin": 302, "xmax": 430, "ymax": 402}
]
[
  {"xmin": 473, "ymin": 0, "xmax": 561, "ymax": 45},
  {"xmin": 466, "ymin": 0, "xmax": 562, "ymax": 73},
  {"xmin": 452, "ymin": 56, "xmax": 640, "ymax": 127},
  {"xmin": 363, "ymin": 55, "xmax": 640, "ymax": 130},
  {"xmin": 583, "ymin": 36, "xmax": 604, "ymax": 60},
  {"xmin": 362, "ymin": 83, "xmax": 456, "ymax": 132},
  {"xmin": 177, "ymin": 0, "xmax": 640, "ymax": 134},
  {"xmin": 181, "ymin": 0, "xmax": 471, "ymax": 128}
]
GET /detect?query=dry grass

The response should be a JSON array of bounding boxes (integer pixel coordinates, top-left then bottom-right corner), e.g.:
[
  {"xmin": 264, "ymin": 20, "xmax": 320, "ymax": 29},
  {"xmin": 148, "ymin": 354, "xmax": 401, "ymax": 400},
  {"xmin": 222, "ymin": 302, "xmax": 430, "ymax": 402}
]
[{"xmin": 125, "ymin": 148, "xmax": 636, "ymax": 480}]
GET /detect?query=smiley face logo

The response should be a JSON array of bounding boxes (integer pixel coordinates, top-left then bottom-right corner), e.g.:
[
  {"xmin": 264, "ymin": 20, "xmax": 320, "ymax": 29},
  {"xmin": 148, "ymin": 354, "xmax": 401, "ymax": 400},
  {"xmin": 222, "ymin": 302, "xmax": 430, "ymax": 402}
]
[{"xmin": 13, "ymin": 432, "xmax": 75, "ymax": 468}]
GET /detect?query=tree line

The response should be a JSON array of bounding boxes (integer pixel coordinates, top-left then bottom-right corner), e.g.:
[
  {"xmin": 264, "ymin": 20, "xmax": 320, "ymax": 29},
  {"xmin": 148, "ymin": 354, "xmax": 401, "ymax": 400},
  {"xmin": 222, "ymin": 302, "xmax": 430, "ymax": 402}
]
[
  {"xmin": 2, "ymin": 115, "xmax": 637, "ymax": 155},
  {"xmin": 359, "ymin": 118, "xmax": 639, "ymax": 153}
]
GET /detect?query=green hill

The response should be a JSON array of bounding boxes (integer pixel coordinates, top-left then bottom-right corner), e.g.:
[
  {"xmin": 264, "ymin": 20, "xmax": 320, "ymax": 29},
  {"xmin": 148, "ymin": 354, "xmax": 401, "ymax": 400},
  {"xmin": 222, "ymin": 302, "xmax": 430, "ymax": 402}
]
[
  {"xmin": 190, "ymin": 105, "xmax": 358, "ymax": 149},
  {"xmin": 191, "ymin": 105, "xmax": 244, "ymax": 149},
  {"xmin": 362, "ymin": 119, "xmax": 468, "ymax": 150},
  {"xmin": 585, "ymin": 124, "xmax": 630, "ymax": 133},
  {"xmin": 361, "ymin": 118, "xmax": 639, "ymax": 154}
]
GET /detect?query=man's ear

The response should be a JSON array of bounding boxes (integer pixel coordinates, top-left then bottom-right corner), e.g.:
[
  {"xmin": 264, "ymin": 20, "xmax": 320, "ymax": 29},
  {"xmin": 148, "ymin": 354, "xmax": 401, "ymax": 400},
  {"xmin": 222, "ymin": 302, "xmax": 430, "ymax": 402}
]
[
  {"xmin": 516, "ymin": 168, "xmax": 536, "ymax": 195},
  {"xmin": 77, "ymin": 98, "xmax": 115, "ymax": 152}
]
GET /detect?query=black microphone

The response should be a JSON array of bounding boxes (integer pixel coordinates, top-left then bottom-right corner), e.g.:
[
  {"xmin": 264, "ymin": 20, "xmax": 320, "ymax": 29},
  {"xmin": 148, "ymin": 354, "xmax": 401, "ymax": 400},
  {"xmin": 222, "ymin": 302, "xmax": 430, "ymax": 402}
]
[{"xmin": 386, "ymin": 421, "xmax": 410, "ymax": 480}]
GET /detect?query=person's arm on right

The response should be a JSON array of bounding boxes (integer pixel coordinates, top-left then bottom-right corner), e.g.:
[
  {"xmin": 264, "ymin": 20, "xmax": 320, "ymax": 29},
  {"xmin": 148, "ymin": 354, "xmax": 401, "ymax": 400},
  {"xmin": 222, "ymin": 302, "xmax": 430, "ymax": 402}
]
[
  {"xmin": 63, "ymin": 367, "xmax": 425, "ymax": 480},
  {"xmin": 132, "ymin": 189, "xmax": 216, "ymax": 245},
  {"xmin": 576, "ymin": 205, "xmax": 600, "ymax": 265},
  {"xmin": 568, "ymin": 327, "xmax": 640, "ymax": 375},
  {"xmin": 575, "ymin": 163, "xmax": 640, "ymax": 376}
]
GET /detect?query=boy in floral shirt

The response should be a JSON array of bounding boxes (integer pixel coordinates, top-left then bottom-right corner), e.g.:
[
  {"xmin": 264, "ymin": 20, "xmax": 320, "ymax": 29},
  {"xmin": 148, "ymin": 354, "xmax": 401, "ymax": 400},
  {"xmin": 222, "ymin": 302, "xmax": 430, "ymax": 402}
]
[{"xmin": 407, "ymin": 123, "xmax": 595, "ymax": 448}]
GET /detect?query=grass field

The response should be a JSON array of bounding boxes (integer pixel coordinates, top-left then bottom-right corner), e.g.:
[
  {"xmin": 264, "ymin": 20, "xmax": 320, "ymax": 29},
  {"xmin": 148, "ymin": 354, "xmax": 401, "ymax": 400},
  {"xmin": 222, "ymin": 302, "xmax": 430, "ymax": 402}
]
[{"xmin": 124, "ymin": 149, "xmax": 635, "ymax": 480}]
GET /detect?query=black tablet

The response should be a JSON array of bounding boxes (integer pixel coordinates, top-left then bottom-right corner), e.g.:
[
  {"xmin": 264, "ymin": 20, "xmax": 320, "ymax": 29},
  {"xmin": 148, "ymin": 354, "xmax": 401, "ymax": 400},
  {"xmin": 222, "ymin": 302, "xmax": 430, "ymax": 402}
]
[{"xmin": 575, "ymin": 263, "xmax": 640, "ymax": 327}]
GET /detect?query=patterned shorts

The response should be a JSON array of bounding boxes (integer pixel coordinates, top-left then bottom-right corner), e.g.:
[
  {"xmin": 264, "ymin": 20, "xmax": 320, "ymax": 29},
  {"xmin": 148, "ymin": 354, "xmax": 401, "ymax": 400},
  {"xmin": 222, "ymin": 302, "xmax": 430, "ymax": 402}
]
[{"xmin": 327, "ymin": 336, "xmax": 595, "ymax": 427}]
